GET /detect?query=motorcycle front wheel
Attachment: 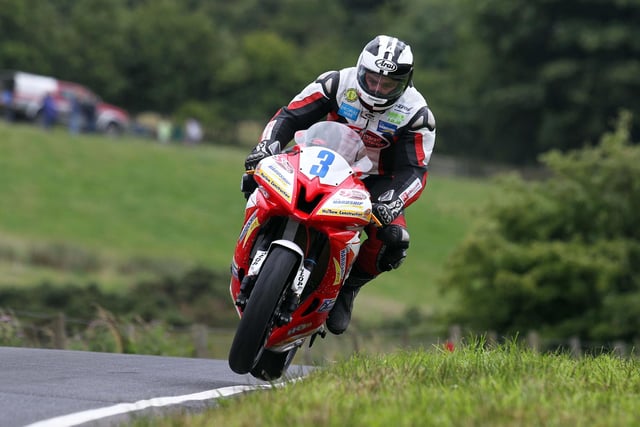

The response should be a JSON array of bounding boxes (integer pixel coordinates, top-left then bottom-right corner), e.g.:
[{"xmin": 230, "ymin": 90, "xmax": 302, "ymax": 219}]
[{"xmin": 228, "ymin": 245, "xmax": 300, "ymax": 375}]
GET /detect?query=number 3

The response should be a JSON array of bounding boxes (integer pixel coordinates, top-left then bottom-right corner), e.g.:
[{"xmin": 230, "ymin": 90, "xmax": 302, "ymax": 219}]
[{"xmin": 309, "ymin": 150, "xmax": 335, "ymax": 178}]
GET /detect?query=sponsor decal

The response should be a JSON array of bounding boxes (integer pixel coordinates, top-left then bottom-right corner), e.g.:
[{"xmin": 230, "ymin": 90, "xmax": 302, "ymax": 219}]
[
  {"xmin": 387, "ymin": 111, "xmax": 405, "ymax": 125},
  {"xmin": 377, "ymin": 121, "xmax": 397, "ymax": 134},
  {"xmin": 293, "ymin": 266, "xmax": 311, "ymax": 294},
  {"xmin": 361, "ymin": 110, "xmax": 375, "ymax": 120},
  {"xmin": 360, "ymin": 130, "xmax": 389, "ymax": 148},
  {"xmin": 339, "ymin": 248, "xmax": 347, "ymax": 282},
  {"xmin": 274, "ymin": 156, "xmax": 294, "ymax": 173},
  {"xmin": 399, "ymin": 178, "xmax": 423, "ymax": 203},
  {"xmin": 287, "ymin": 322, "xmax": 313, "ymax": 336},
  {"xmin": 257, "ymin": 168, "xmax": 292, "ymax": 202},
  {"xmin": 332, "ymin": 199, "xmax": 365, "ymax": 206},
  {"xmin": 248, "ymin": 249, "xmax": 268, "ymax": 276},
  {"xmin": 332, "ymin": 258, "xmax": 342, "ymax": 286},
  {"xmin": 375, "ymin": 58, "xmax": 397, "ymax": 72},
  {"xmin": 267, "ymin": 164, "xmax": 292, "ymax": 186},
  {"xmin": 345, "ymin": 88, "xmax": 358, "ymax": 103},
  {"xmin": 338, "ymin": 189, "xmax": 369, "ymax": 200},
  {"xmin": 239, "ymin": 212, "xmax": 260, "ymax": 247},
  {"xmin": 331, "ymin": 250, "xmax": 349, "ymax": 286},
  {"xmin": 230, "ymin": 261, "xmax": 239, "ymax": 279},
  {"xmin": 318, "ymin": 298, "xmax": 336, "ymax": 313},
  {"xmin": 319, "ymin": 207, "xmax": 368, "ymax": 219},
  {"xmin": 338, "ymin": 102, "xmax": 360, "ymax": 121},
  {"xmin": 393, "ymin": 103, "xmax": 412, "ymax": 114}
]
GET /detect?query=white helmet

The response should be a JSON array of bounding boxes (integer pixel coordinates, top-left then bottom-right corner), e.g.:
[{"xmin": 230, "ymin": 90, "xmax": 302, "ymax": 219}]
[{"xmin": 355, "ymin": 35, "xmax": 414, "ymax": 112}]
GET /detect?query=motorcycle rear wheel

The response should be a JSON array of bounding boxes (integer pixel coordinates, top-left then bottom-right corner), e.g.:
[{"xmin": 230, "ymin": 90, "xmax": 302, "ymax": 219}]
[
  {"xmin": 250, "ymin": 347, "xmax": 299, "ymax": 381},
  {"xmin": 228, "ymin": 246, "xmax": 300, "ymax": 375}
]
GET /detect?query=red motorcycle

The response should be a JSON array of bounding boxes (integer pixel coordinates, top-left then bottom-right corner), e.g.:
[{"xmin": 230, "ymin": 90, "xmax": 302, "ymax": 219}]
[{"xmin": 228, "ymin": 121, "xmax": 376, "ymax": 380}]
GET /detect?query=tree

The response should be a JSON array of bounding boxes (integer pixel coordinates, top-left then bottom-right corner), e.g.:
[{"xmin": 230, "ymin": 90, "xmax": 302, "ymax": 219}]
[
  {"xmin": 439, "ymin": 112, "xmax": 640, "ymax": 344},
  {"xmin": 470, "ymin": 0, "xmax": 640, "ymax": 163},
  {"xmin": 56, "ymin": 0, "xmax": 130, "ymax": 101},
  {"xmin": 214, "ymin": 31, "xmax": 304, "ymax": 120},
  {"xmin": 0, "ymin": 0, "xmax": 64, "ymax": 74},
  {"xmin": 380, "ymin": 0, "xmax": 488, "ymax": 160},
  {"xmin": 119, "ymin": 0, "xmax": 220, "ymax": 113}
]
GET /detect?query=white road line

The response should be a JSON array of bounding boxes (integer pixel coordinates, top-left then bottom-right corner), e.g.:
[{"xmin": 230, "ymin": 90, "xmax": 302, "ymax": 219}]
[{"xmin": 24, "ymin": 383, "xmax": 277, "ymax": 427}]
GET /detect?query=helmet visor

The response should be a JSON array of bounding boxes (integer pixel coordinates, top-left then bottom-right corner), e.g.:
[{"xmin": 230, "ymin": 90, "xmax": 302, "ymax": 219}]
[{"xmin": 357, "ymin": 68, "xmax": 409, "ymax": 101}]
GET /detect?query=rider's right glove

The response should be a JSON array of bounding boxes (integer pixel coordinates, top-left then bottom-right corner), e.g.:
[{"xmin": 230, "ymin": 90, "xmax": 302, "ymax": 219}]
[
  {"xmin": 372, "ymin": 199, "xmax": 404, "ymax": 226},
  {"xmin": 244, "ymin": 140, "xmax": 281, "ymax": 171}
]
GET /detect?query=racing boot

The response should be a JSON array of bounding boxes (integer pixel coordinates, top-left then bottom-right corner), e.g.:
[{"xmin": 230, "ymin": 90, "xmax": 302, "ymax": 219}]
[{"xmin": 326, "ymin": 268, "xmax": 374, "ymax": 335}]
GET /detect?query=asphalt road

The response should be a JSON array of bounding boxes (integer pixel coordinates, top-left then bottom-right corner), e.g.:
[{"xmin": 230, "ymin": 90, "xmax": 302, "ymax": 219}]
[{"xmin": 0, "ymin": 347, "xmax": 311, "ymax": 427}]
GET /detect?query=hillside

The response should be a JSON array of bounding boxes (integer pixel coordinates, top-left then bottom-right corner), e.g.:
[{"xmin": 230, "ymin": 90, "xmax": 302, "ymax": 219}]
[{"xmin": 0, "ymin": 122, "xmax": 495, "ymax": 320}]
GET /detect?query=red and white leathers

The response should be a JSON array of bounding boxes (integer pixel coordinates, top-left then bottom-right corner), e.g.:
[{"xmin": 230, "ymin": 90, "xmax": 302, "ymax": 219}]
[{"xmin": 255, "ymin": 66, "xmax": 436, "ymax": 278}]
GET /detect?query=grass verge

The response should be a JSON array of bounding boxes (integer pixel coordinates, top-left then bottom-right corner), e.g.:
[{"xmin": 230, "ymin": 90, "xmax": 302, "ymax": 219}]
[{"xmin": 131, "ymin": 339, "xmax": 640, "ymax": 427}]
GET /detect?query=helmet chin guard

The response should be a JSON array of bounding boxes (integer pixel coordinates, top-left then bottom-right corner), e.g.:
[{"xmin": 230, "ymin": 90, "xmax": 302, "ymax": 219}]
[{"xmin": 355, "ymin": 35, "xmax": 414, "ymax": 112}]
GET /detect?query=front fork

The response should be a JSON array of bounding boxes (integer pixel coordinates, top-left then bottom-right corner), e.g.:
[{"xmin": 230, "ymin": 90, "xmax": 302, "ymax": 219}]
[{"xmin": 235, "ymin": 219, "xmax": 328, "ymax": 328}]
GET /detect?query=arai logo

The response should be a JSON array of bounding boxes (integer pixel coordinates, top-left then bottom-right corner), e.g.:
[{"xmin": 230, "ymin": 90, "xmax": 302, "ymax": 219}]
[{"xmin": 375, "ymin": 58, "xmax": 397, "ymax": 72}]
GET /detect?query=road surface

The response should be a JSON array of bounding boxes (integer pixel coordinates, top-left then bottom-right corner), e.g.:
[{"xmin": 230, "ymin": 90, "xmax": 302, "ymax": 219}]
[{"xmin": 0, "ymin": 347, "xmax": 311, "ymax": 427}]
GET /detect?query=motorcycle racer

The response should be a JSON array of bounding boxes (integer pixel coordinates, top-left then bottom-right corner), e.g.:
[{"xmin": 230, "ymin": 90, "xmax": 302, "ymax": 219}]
[{"xmin": 243, "ymin": 35, "xmax": 436, "ymax": 335}]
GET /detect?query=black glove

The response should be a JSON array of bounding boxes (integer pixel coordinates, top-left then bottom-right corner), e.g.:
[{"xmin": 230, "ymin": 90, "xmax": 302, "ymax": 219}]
[
  {"xmin": 244, "ymin": 140, "xmax": 280, "ymax": 170},
  {"xmin": 372, "ymin": 199, "xmax": 404, "ymax": 226}
]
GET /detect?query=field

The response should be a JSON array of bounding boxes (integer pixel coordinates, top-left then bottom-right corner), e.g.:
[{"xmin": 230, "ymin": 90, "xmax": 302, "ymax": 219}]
[
  {"xmin": 0, "ymin": 121, "xmax": 494, "ymax": 321},
  {"xmin": 133, "ymin": 341, "xmax": 640, "ymax": 427},
  {"xmin": 3, "ymin": 123, "xmax": 638, "ymax": 427}
]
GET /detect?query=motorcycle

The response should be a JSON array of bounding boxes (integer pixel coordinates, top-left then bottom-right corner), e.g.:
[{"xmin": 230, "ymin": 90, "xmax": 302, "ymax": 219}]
[{"xmin": 228, "ymin": 121, "xmax": 377, "ymax": 380}]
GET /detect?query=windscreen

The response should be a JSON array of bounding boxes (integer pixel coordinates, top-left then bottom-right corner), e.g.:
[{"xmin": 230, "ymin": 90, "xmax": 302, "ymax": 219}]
[{"xmin": 294, "ymin": 122, "xmax": 372, "ymax": 173}]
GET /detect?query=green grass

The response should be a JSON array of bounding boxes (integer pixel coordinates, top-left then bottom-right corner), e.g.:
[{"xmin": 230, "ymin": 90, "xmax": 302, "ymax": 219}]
[
  {"xmin": 0, "ymin": 122, "xmax": 244, "ymax": 265},
  {"xmin": 0, "ymin": 122, "xmax": 494, "ymax": 315},
  {"xmin": 133, "ymin": 341, "xmax": 640, "ymax": 427}
]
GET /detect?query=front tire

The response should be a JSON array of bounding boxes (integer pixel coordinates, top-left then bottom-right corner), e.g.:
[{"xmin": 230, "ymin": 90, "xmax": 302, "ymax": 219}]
[{"xmin": 228, "ymin": 246, "xmax": 300, "ymax": 375}]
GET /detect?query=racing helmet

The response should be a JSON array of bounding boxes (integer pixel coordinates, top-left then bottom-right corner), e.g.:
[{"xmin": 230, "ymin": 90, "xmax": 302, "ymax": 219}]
[{"xmin": 355, "ymin": 35, "xmax": 414, "ymax": 112}]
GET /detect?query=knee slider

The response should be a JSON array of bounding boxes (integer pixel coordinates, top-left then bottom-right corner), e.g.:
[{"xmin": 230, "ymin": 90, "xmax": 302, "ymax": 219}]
[{"xmin": 376, "ymin": 225, "xmax": 410, "ymax": 272}]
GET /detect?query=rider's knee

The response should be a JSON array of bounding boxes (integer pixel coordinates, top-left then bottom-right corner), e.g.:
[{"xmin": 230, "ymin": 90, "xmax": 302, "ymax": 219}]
[{"xmin": 376, "ymin": 225, "xmax": 410, "ymax": 272}]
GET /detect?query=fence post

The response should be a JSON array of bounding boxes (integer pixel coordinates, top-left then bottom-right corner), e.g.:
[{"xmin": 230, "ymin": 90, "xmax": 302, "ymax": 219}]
[
  {"xmin": 448, "ymin": 324, "xmax": 461, "ymax": 345},
  {"xmin": 53, "ymin": 312, "xmax": 66, "ymax": 349},
  {"xmin": 192, "ymin": 324, "xmax": 209, "ymax": 358},
  {"xmin": 569, "ymin": 336, "xmax": 582, "ymax": 358},
  {"xmin": 527, "ymin": 330, "xmax": 540, "ymax": 353},
  {"xmin": 613, "ymin": 341, "xmax": 627, "ymax": 357},
  {"xmin": 487, "ymin": 330, "xmax": 498, "ymax": 347}
]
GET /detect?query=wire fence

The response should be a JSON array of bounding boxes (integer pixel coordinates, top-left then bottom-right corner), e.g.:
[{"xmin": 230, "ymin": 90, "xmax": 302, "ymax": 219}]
[{"xmin": 1, "ymin": 309, "xmax": 636, "ymax": 366}]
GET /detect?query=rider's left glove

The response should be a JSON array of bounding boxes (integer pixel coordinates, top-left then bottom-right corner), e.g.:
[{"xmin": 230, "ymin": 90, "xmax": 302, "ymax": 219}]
[
  {"xmin": 244, "ymin": 140, "xmax": 281, "ymax": 171},
  {"xmin": 372, "ymin": 199, "xmax": 404, "ymax": 226}
]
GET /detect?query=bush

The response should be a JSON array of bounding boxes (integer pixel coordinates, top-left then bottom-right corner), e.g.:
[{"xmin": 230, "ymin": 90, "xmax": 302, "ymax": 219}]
[
  {"xmin": 0, "ymin": 266, "xmax": 237, "ymax": 330},
  {"xmin": 439, "ymin": 111, "xmax": 640, "ymax": 344}
]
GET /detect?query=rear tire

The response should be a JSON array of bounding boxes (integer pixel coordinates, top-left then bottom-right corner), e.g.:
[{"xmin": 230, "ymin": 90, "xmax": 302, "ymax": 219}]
[
  {"xmin": 228, "ymin": 246, "xmax": 300, "ymax": 375},
  {"xmin": 250, "ymin": 347, "xmax": 299, "ymax": 381}
]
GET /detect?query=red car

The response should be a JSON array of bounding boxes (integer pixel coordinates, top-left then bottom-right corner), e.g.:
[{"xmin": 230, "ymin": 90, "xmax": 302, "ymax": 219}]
[{"xmin": 1, "ymin": 70, "xmax": 130, "ymax": 134}]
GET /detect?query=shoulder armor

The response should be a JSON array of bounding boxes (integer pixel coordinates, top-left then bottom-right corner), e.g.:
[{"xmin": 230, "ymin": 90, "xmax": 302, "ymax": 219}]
[
  {"xmin": 316, "ymin": 70, "xmax": 340, "ymax": 98},
  {"xmin": 409, "ymin": 106, "xmax": 436, "ymax": 132}
]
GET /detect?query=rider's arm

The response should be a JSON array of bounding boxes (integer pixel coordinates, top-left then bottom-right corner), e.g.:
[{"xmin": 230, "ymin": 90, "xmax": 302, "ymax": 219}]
[
  {"xmin": 259, "ymin": 71, "xmax": 340, "ymax": 151},
  {"xmin": 375, "ymin": 105, "xmax": 436, "ymax": 211},
  {"xmin": 394, "ymin": 105, "xmax": 436, "ymax": 208}
]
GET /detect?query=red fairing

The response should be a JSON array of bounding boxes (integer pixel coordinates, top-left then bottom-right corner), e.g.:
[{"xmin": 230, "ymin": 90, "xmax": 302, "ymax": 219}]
[{"xmin": 230, "ymin": 149, "xmax": 369, "ymax": 315}]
